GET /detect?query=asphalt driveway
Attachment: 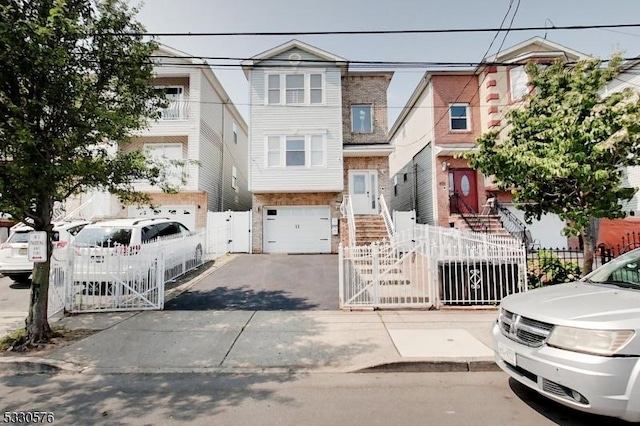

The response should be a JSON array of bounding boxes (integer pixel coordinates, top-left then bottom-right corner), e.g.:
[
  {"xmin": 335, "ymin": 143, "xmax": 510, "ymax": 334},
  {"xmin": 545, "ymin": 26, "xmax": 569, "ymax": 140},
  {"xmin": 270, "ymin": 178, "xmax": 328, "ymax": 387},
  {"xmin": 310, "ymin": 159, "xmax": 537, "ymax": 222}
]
[{"xmin": 165, "ymin": 254, "xmax": 339, "ymax": 311}]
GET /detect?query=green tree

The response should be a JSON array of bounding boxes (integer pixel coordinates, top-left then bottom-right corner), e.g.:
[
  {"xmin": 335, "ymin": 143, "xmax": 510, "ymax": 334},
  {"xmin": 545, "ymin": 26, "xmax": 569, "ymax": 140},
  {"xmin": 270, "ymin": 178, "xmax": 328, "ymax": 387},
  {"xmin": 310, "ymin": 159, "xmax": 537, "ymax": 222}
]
[
  {"xmin": 0, "ymin": 0, "xmax": 172, "ymax": 346},
  {"xmin": 467, "ymin": 56, "xmax": 640, "ymax": 275}
]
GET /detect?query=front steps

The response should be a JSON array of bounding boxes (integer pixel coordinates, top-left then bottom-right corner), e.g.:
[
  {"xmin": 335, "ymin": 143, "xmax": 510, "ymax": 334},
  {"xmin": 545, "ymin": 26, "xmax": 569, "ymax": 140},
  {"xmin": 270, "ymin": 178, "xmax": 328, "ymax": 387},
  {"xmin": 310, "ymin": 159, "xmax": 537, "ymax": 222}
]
[{"xmin": 354, "ymin": 215, "xmax": 389, "ymax": 246}]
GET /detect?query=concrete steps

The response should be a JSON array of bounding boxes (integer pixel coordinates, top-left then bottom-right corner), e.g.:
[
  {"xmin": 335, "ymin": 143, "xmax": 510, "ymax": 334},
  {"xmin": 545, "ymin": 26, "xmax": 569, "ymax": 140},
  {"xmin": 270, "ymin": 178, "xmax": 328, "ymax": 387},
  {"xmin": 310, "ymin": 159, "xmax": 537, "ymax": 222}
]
[{"xmin": 451, "ymin": 214, "xmax": 511, "ymax": 237}]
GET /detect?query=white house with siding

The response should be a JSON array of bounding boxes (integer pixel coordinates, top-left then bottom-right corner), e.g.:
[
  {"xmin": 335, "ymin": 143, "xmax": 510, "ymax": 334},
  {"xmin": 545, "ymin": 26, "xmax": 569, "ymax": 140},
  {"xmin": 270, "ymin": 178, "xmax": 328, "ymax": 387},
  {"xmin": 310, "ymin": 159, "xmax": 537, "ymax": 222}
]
[
  {"xmin": 242, "ymin": 40, "xmax": 393, "ymax": 254},
  {"xmin": 62, "ymin": 45, "xmax": 250, "ymax": 230}
]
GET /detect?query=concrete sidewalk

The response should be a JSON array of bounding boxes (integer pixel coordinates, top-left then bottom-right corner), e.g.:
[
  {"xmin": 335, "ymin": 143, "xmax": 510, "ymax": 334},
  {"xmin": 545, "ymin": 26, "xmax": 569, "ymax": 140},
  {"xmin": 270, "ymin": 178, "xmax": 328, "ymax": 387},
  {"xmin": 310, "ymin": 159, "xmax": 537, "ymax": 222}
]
[
  {"xmin": 0, "ymin": 309, "xmax": 499, "ymax": 374},
  {"xmin": 0, "ymin": 255, "xmax": 501, "ymax": 375}
]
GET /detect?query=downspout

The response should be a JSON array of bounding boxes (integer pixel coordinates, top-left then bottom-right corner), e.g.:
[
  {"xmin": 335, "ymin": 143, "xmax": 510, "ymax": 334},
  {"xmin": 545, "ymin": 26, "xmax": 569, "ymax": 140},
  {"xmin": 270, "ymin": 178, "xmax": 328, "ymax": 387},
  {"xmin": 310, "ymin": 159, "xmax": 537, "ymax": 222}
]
[{"xmin": 220, "ymin": 100, "xmax": 225, "ymax": 212}]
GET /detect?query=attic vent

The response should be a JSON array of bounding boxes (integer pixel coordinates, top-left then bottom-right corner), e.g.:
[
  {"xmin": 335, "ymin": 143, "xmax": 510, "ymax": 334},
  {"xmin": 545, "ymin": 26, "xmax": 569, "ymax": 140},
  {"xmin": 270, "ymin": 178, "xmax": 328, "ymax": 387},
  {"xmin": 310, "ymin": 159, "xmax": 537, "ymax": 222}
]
[{"xmin": 288, "ymin": 52, "xmax": 301, "ymax": 66}]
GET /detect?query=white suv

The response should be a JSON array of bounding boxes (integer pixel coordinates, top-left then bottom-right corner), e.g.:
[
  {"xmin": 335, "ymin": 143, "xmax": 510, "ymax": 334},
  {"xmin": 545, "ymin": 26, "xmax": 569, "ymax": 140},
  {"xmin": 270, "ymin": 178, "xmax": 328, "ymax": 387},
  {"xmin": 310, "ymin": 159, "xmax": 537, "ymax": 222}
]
[
  {"xmin": 71, "ymin": 217, "xmax": 202, "ymax": 294},
  {"xmin": 0, "ymin": 220, "xmax": 90, "ymax": 283}
]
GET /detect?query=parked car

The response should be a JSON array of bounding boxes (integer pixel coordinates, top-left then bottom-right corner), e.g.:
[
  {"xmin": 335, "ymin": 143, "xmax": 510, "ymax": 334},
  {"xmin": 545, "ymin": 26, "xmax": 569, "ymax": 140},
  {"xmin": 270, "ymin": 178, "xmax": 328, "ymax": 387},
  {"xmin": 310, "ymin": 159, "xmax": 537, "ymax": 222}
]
[
  {"xmin": 493, "ymin": 248, "xmax": 640, "ymax": 422},
  {"xmin": 71, "ymin": 217, "xmax": 203, "ymax": 294},
  {"xmin": 0, "ymin": 220, "xmax": 90, "ymax": 283}
]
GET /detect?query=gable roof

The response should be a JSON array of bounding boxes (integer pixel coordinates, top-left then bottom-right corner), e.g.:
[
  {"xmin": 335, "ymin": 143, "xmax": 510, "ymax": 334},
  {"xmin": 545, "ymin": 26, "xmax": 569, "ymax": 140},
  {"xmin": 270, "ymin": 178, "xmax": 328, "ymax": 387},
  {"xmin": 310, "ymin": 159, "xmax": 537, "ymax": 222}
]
[
  {"xmin": 484, "ymin": 36, "xmax": 586, "ymax": 63},
  {"xmin": 241, "ymin": 39, "xmax": 348, "ymax": 77}
]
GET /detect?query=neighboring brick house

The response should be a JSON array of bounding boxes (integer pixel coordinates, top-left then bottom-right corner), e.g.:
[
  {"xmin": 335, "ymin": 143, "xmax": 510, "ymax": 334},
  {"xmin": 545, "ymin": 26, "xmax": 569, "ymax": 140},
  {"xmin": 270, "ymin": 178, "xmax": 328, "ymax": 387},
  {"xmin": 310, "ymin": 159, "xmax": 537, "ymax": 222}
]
[
  {"xmin": 60, "ymin": 44, "xmax": 250, "ymax": 230},
  {"xmin": 242, "ymin": 40, "xmax": 393, "ymax": 253},
  {"xmin": 389, "ymin": 37, "xmax": 584, "ymax": 247}
]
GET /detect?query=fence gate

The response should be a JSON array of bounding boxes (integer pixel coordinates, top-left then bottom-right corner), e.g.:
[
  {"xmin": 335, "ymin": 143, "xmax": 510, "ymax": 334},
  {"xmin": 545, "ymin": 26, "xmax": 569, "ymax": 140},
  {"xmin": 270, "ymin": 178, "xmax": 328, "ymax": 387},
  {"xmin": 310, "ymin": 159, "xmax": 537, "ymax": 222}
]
[
  {"xmin": 206, "ymin": 211, "xmax": 251, "ymax": 255},
  {"xmin": 48, "ymin": 233, "xmax": 204, "ymax": 314},
  {"xmin": 339, "ymin": 224, "xmax": 527, "ymax": 309}
]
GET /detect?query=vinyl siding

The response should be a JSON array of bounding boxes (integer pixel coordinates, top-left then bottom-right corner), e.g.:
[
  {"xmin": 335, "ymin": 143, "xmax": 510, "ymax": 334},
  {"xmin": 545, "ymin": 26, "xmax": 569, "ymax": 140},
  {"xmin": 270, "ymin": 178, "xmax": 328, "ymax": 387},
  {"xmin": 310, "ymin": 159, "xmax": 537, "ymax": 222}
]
[
  {"xmin": 414, "ymin": 144, "xmax": 435, "ymax": 225},
  {"xmin": 391, "ymin": 165, "xmax": 415, "ymax": 212},
  {"xmin": 248, "ymin": 48, "xmax": 344, "ymax": 192}
]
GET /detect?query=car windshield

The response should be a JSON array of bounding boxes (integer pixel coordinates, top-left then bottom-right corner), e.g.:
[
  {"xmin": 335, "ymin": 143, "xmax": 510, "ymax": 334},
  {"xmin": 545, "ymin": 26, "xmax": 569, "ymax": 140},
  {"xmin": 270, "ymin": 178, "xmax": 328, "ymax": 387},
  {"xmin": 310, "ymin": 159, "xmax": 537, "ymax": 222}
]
[
  {"xmin": 583, "ymin": 249, "xmax": 640, "ymax": 289},
  {"xmin": 74, "ymin": 227, "xmax": 132, "ymax": 248},
  {"xmin": 7, "ymin": 231, "xmax": 31, "ymax": 244}
]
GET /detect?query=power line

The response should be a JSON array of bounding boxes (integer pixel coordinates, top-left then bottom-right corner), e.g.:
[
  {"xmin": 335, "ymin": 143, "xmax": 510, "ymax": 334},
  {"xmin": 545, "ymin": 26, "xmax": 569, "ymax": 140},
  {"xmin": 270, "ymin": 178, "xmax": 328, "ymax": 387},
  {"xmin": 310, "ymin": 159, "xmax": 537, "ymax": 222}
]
[{"xmin": 112, "ymin": 23, "xmax": 640, "ymax": 37}]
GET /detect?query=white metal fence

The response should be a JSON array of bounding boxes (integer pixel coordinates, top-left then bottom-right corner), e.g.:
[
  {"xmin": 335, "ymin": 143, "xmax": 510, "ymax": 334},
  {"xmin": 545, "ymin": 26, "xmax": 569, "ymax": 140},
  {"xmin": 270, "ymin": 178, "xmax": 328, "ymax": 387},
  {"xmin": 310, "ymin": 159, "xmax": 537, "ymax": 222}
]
[
  {"xmin": 339, "ymin": 224, "xmax": 527, "ymax": 309},
  {"xmin": 48, "ymin": 233, "xmax": 204, "ymax": 314}
]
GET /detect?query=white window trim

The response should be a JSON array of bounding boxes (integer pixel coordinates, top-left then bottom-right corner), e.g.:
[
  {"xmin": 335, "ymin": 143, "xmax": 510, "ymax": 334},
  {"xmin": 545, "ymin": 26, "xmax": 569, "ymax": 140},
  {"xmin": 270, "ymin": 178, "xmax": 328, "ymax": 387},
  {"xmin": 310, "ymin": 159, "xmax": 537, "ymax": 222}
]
[
  {"xmin": 264, "ymin": 71, "xmax": 326, "ymax": 106},
  {"xmin": 232, "ymin": 121, "xmax": 238, "ymax": 144},
  {"xmin": 351, "ymin": 104, "xmax": 374, "ymax": 134},
  {"xmin": 449, "ymin": 103, "xmax": 471, "ymax": 132},
  {"xmin": 231, "ymin": 166, "xmax": 238, "ymax": 191},
  {"xmin": 264, "ymin": 133, "xmax": 327, "ymax": 169}
]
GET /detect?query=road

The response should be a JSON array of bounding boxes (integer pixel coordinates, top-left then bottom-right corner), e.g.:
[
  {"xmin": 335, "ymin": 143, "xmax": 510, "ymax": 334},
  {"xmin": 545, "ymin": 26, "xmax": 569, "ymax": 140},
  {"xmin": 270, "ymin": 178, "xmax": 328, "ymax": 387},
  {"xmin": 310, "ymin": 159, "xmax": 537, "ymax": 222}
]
[
  {"xmin": 0, "ymin": 275, "xmax": 29, "ymax": 337},
  {"xmin": 0, "ymin": 372, "xmax": 631, "ymax": 426}
]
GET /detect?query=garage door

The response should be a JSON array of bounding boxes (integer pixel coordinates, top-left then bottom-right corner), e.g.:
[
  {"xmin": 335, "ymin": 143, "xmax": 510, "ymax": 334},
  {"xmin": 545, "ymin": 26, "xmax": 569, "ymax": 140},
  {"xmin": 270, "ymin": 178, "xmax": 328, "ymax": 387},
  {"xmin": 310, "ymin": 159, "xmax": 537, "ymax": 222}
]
[{"xmin": 263, "ymin": 206, "xmax": 331, "ymax": 253}]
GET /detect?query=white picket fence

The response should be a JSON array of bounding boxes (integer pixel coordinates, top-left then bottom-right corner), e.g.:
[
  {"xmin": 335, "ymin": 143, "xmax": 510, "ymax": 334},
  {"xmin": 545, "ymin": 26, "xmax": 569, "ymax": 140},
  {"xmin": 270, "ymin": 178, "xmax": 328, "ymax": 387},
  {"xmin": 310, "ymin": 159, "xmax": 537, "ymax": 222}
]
[
  {"xmin": 339, "ymin": 224, "xmax": 527, "ymax": 309},
  {"xmin": 48, "ymin": 233, "xmax": 204, "ymax": 314}
]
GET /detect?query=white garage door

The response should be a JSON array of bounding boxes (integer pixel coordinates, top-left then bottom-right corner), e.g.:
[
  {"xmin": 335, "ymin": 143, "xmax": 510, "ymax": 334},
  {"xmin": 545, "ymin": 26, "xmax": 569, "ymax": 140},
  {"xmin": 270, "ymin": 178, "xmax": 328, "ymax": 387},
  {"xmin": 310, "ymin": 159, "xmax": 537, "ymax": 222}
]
[{"xmin": 263, "ymin": 206, "xmax": 331, "ymax": 254}]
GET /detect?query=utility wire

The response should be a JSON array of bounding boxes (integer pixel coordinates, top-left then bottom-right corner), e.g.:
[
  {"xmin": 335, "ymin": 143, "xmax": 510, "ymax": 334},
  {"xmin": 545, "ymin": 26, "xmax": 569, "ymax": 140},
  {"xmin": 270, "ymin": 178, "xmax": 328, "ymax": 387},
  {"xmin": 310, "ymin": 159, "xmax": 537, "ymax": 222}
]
[{"xmin": 112, "ymin": 23, "xmax": 640, "ymax": 37}]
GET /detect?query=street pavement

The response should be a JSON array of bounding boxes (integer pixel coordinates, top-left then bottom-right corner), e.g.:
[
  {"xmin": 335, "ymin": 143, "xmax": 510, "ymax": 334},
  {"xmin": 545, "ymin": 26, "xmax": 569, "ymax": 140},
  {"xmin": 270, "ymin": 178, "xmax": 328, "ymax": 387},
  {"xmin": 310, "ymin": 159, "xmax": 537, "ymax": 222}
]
[{"xmin": 0, "ymin": 254, "xmax": 500, "ymax": 374}]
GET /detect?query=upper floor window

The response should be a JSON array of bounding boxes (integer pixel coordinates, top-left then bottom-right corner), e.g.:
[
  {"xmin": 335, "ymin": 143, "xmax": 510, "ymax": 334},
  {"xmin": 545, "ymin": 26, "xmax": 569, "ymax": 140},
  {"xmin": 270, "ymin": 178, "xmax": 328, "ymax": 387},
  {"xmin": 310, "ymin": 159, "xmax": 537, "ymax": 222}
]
[
  {"xmin": 233, "ymin": 121, "xmax": 238, "ymax": 144},
  {"xmin": 144, "ymin": 143, "xmax": 184, "ymax": 185},
  {"xmin": 231, "ymin": 166, "xmax": 238, "ymax": 191},
  {"xmin": 449, "ymin": 104, "xmax": 470, "ymax": 131},
  {"xmin": 352, "ymin": 104, "xmax": 373, "ymax": 133},
  {"xmin": 265, "ymin": 134, "xmax": 326, "ymax": 168},
  {"xmin": 509, "ymin": 66, "xmax": 528, "ymax": 102},
  {"xmin": 266, "ymin": 72, "xmax": 324, "ymax": 105}
]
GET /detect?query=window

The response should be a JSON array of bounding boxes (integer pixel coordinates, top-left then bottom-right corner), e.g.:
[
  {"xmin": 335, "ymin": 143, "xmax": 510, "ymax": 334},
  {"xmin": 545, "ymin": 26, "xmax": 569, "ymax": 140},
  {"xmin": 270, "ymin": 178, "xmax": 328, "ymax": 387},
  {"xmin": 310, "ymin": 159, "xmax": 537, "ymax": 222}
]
[
  {"xmin": 231, "ymin": 166, "xmax": 238, "ymax": 190},
  {"xmin": 310, "ymin": 135, "xmax": 324, "ymax": 166},
  {"xmin": 233, "ymin": 122, "xmax": 238, "ymax": 144},
  {"xmin": 267, "ymin": 136, "xmax": 281, "ymax": 167},
  {"xmin": 509, "ymin": 66, "xmax": 528, "ymax": 101},
  {"xmin": 351, "ymin": 105, "xmax": 373, "ymax": 133},
  {"xmin": 286, "ymin": 74, "xmax": 304, "ymax": 104},
  {"xmin": 449, "ymin": 104, "xmax": 470, "ymax": 131},
  {"xmin": 286, "ymin": 136, "xmax": 305, "ymax": 166},
  {"xmin": 145, "ymin": 143, "xmax": 184, "ymax": 185},
  {"xmin": 155, "ymin": 86, "xmax": 185, "ymax": 120},
  {"xmin": 266, "ymin": 134, "xmax": 326, "ymax": 168},
  {"xmin": 268, "ymin": 75, "xmax": 280, "ymax": 104},
  {"xmin": 266, "ymin": 73, "xmax": 323, "ymax": 105},
  {"xmin": 310, "ymin": 74, "xmax": 323, "ymax": 104},
  {"xmin": 403, "ymin": 173, "xmax": 408, "ymax": 182}
]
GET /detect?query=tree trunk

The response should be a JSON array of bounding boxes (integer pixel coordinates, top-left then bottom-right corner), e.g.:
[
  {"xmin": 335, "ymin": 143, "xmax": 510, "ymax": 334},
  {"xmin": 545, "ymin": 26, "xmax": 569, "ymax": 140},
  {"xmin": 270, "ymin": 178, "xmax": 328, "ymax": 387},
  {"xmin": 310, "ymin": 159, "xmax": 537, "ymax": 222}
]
[
  {"xmin": 25, "ymin": 258, "xmax": 53, "ymax": 345},
  {"xmin": 582, "ymin": 227, "xmax": 595, "ymax": 276}
]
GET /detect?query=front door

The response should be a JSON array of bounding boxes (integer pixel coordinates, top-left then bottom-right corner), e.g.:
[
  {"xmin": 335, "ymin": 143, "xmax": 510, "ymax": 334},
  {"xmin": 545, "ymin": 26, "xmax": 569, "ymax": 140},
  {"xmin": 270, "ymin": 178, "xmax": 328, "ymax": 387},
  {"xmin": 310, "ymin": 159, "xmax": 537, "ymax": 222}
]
[
  {"xmin": 449, "ymin": 169, "xmax": 478, "ymax": 213},
  {"xmin": 349, "ymin": 170, "xmax": 378, "ymax": 214}
]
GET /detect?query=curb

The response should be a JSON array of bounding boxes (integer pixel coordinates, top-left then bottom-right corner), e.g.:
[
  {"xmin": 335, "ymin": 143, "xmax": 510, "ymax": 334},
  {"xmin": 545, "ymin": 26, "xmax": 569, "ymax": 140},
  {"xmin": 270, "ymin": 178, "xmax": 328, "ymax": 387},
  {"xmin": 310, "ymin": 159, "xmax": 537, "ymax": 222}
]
[{"xmin": 354, "ymin": 359, "xmax": 499, "ymax": 373}]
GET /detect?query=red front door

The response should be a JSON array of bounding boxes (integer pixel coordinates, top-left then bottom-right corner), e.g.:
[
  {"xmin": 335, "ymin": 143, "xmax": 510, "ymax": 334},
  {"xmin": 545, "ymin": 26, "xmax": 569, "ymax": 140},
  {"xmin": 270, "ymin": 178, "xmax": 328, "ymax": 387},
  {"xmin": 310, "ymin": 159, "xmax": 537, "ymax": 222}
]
[{"xmin": 449, "ymin": 169, "xmax": 478, "ymax": 213}]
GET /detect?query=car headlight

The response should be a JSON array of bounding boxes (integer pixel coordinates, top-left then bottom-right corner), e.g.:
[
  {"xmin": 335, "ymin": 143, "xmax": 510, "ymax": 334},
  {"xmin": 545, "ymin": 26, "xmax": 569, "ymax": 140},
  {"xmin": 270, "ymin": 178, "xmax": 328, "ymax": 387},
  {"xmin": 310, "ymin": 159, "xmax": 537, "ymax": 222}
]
[{"xmin": 547, "ymin": 326, "xmax": 635, "ymax": 356}]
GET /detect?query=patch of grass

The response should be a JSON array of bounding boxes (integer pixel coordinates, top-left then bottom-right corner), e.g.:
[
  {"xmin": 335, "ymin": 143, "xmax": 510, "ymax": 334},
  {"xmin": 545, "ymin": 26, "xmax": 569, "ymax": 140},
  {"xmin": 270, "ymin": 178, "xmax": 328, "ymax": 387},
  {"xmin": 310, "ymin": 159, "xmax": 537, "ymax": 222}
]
[{"xmin": 0, "ymin": 328, "xmax": 26, "ymax": 351}]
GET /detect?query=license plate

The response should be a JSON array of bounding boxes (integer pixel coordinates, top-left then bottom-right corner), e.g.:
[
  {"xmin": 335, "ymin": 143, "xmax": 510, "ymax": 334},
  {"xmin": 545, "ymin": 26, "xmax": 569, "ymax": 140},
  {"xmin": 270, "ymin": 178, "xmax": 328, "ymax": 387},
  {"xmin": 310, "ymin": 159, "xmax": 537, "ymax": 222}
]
[
  {"xmin": 18, "ymin": 248, "xmax": 27, "ymax": 255},
  {"xmin": 498, "ymin": 342, "xmax": 517, "ymax": 366}
]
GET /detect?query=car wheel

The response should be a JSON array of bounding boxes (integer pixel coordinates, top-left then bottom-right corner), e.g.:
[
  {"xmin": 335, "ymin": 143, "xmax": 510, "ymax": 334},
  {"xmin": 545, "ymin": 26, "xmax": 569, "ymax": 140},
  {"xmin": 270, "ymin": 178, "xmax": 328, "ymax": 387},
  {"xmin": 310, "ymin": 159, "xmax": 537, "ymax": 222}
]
[
  {"xmin": 6, "ymin": 273, "xmax": 30, "ymax": 284},
  {"xmin": 195, "ymin": 244, "xmax": 203, "ymax": 265}
]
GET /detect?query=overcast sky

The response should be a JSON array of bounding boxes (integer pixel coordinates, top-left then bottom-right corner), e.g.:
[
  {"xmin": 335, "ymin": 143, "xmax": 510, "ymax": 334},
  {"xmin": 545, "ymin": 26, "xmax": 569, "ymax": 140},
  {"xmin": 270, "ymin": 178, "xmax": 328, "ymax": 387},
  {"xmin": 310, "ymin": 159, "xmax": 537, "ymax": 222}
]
[{"xmin": 133, "ymin": 0, "xmax": 640, "ymax": 126}]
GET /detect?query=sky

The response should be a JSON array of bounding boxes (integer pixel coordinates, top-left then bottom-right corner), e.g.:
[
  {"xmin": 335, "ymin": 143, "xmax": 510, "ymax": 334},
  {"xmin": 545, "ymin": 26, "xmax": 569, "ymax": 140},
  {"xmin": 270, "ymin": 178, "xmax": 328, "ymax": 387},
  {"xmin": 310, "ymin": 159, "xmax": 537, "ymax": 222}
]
[{"xmin": 133, "ymin": 0, "xmax": 640, "ymax": 127}]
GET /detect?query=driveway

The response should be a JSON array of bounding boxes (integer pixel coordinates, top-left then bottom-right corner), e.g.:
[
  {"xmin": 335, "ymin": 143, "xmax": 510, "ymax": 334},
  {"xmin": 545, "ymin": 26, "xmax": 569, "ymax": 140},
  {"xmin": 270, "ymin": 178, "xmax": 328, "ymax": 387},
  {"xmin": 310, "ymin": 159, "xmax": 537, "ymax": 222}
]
[
  {"xmin": 0, "ymin": 275, "xmax": 30, "ymax": 336},
  {"xmin": 165, "ymin": 254, "xmax": 339, "ymax": 311}
]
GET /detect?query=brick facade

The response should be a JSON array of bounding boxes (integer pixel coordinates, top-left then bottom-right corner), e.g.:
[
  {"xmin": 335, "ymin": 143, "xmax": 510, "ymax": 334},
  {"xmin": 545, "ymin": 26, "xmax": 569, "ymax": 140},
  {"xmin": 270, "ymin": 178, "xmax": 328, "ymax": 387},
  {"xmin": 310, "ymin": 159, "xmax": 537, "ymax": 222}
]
[
  {"xmin": 432, "ymin": 74, "xmax": 481, "ymax": 144},
  {"xmin": 342, "ymin": 73, "xmax": 393, "ymax": 145}
]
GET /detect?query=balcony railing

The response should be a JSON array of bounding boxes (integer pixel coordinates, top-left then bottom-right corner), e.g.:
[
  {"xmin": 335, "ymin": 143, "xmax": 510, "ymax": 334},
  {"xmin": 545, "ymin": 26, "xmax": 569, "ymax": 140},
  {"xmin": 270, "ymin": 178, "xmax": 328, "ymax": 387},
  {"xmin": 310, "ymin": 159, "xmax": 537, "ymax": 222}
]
[{"xmin": 158, "ymin": 99, "xmax": 190, "ymax": 120}]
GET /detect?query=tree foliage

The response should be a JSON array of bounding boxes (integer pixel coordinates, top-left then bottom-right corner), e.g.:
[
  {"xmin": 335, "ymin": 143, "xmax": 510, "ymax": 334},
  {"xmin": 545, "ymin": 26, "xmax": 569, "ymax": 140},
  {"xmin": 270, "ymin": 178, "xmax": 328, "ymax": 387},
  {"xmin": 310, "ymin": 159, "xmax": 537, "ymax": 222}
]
[
  {"xmin": 0, "ymin": 0, "xmax": 171, "ymax": 345},
  {"xmin": 467, "ymin": 56, "xmax": 640, "ymax": 274}
]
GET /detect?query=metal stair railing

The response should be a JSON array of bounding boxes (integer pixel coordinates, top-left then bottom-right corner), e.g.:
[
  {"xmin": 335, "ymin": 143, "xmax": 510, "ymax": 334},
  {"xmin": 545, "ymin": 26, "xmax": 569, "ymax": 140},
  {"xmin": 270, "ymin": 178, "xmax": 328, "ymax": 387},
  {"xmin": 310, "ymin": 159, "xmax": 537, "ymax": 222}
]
[
  {"xmin": 340, "ymin": 195, "xmax": 357, "ymax": 247},
  {"xmin": 378, "ymin": 194, "xmax": 395, "ymax": 240},
  {"xmin": 449, "ymin": 192, "xmax": 488, "ymax": 233},
  {"xmin": 494, "ymin": 199, "xmax": 531, "ymax": 245}
]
